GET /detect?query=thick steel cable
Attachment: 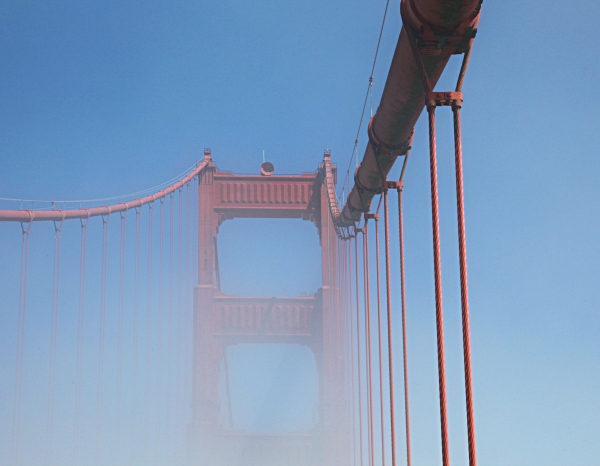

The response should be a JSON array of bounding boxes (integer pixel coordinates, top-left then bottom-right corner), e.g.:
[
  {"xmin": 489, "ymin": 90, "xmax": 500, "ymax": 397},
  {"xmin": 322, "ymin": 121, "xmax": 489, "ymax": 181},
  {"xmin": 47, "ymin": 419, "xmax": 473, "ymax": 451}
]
[
  {"xmin": 427, "ymin": 106, "xmax": 451, "ymax": 466},
  {"xmin": 453, "ymin": 104, "xmax": 478, "ymax": 466},
  {"xmin": 383, "ymin": 190, "xmax": 398, "ymax": 466},
  {"xmin": 145, "ymin": 202, "xmax": 154, "ymax": 447},
  {"xmin": 96, "ymin": 212, "xmax": 110, "ymax": 462},
  {"xmin": 12, "ymin": 218, "xmax": 32, "ymax": 465},
  {"xmin": 116, "ymin": 211, "xmax": 127, "ymax": 442},
  {"xmin": 354, "ymin": 234, "xmax": 365, "ymax": 466},
  {"xmin": 397, "ymin": 185, "xmax": 412, "ymax": 466},
  {"xmin": 45, "ymin": 218, "xmax": 63, "ymax": 465},
  {"xmin": 374, "ymin": 217, "xmax": 386, "ymax": 466},
  {"xmin": 75, "ymin": 217, "xmax": 88, "ymax": 462},
  {"xmin": 363, "ymin": 223, "xmax": 375, "ymax": 466},
  {"xmin": 131, "ymin": 207, "xmax": 141, "ymax": 457}
]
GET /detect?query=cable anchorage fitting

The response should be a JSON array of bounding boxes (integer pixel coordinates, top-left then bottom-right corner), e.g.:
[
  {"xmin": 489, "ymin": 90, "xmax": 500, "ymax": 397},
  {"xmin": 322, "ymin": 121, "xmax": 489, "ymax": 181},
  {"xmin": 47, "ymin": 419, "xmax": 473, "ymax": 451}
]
[
  {"xmin": 384, "ymin": 180, "xmax": 404, "ymax": 192},
  {"xmin": 426, "ymin": 91, "xmax": 463, "ymax": 109}
]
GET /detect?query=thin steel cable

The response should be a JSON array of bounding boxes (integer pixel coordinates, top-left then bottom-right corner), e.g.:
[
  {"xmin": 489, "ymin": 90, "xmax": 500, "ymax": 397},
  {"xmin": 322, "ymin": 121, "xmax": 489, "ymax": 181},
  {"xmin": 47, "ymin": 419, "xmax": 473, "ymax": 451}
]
[
  {"xmin": 0, "ymin": 161, "xmax": 201, "ymax": 206},
  {"xmin": 131, "ymin": 207, "xmax": 141, "ymax": 458},
  {"xmin": 453, "ymin": 104, "xmax": 478, "ymax": 466},
  {"xmin": 374, "ymin": 216, "xmax": 386, "ymax": 466},
  {"xmin": 223, "ymin": 347, "xmax": 234, "ymax": 429},
  {"xmin": 185, "ymin": 182, "xmax": 191, "ymax": 424},
  {"xmin": 45, "ymin": 218, "xmax": 63, "ymax": 465},
  {"xmin": 145, "ymin": 202, "xmax": 154, "ymax": 447},
  {"xmin": 177, "ymin": 188, "xmax": 183, "ymax": 424},
  {"xmin": 12, "ymin": 218, "xmax": 32, "ymax": 465},
  {"xmin": 116, "ymin": 211, "xmax": 127, "ymax": 443},
  {"xmin": 156, "ymin": 198, "xmax": 165, "ymax": 462},
  {"xmin": 427, "ymin": 106, "xmax": 451, "ymax": 466},
  {"xmin": 348, "ymin": 238, "xmax": 358, "ymax": 466},
  {"xmin": 75, "ymin": 217, "xmax": 88, "ymax": 462},
  {"xmin": 397, "ymin": 186, "xmax": 412, "ymax": 466},
  {"xmin": 354, "ymin": 234, "xmax": 365, "ymax": 466},
  {"xmin": 363, "ymin": 223, "xmax": 375, "ymax": 466},
  {"xmin": 340, "ymin": 0, "xmax": 392, "ymax": 198},
  {"xmin": 383, "ymin": 190, "xmax": 398, "ymax": 466},
  {"xmin": 167, "ymin": 194, "xmax": 174, "ymax": 434},
  {"xmin": 96, "ymin": 212, "xmax": 110, "ymax": 464}
]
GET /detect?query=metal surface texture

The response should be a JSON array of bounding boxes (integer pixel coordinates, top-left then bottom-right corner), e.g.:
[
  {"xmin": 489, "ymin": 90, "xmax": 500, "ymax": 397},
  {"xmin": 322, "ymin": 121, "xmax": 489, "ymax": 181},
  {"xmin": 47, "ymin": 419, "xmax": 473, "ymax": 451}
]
[{"xmin": 338, "ymin": 0, "xmax": 481, "ymax": 226}]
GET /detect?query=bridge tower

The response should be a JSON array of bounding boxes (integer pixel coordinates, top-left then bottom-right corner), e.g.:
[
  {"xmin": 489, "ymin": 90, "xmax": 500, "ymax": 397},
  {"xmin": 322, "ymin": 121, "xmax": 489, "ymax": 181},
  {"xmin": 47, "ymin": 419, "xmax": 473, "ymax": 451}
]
[{"xmin": 189, "ymin": 149, "xmax": 349, "ymax": 466}]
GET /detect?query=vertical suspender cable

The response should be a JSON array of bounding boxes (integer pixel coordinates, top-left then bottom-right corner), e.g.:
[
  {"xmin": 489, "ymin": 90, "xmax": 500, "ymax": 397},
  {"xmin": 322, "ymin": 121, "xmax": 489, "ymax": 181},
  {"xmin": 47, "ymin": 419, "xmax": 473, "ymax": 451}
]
[
  {"xmin": 117, "ymin": 211, "xmax": 127, "ymax": 442},
  {"xmin": 185, "ymin": 183, "xmax": 191, "ymax": 417},
  {"xmin": 223, "ymin": 347, "xmax": 234, "ymax": 429},
  {"xmin": 383, "ymin": 190, "xmax": 398, "ymax": 466},
  {"xmin": 145, "ymin": 202, "xmax": 154, "ymax": 447},
  {"xmin": 354, "ymin": 234, "xmax": 364, "ymax": 466},
  {"xmin": 374, "ymin": 217, "xmax": 386, "ymax": 466},
  {"xmin": 12, "ymin": 216, "xmax": 32, "ymax": 466},
  {"xmin": 363, "ymin": 223, "xmax": 375, "ymax": 466},
  {"xmin": 167, "ymin": 194, "xmax": 174, "ymax": 433},
  {"xmin": 452, "ymin": 96, "xmax": 478, "ymax": 466},
  {"xmin": 348, "ymin": 238, "xmax": 357, "ymax": 466},
  {"xmin": 97, "ymin": 211, "xmax": 110, "ymax": 462},
  {"xmin": 75, "ymin": 215, "xmax": 89, "ymax": 462},
  {"xmin": 177, "ymin": 188, "xmax": 183, "ymax": 422},
  {"xmin": 397, "ymin": 182, "xmax": 412, "ymax": 466},
  {"xmin": 46, "ymin": 216, "xmax": 64, "ymax": 465},
  {"xmin": 157, "ymin": 198, "xmax": 165, "ymax": 460},
  {"xmin": 426, "ymin": 103, "xmax": 451, "ymax": 466},
  {"xmin": 131, "ymin": 207, "xmax": 141, "ymax": 457}
]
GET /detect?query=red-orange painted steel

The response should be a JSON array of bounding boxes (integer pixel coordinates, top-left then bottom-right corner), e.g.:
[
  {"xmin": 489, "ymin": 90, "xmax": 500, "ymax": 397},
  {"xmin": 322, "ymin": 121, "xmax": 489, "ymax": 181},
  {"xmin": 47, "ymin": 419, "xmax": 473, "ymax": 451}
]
[
  {"xmin": 453, "ymin": 104, "xmax": 477, "ymax": 466},
  {"xmin": 397, "ymin": 186, "xmax": 412, "ymax": 466},
  {"xmin": 362, "ymin": 223, "xmax": 375, "ymax": 466},
  {"xmin": 374, "ymin": 218, "xmax": 387, "ymax": 466},
  {"xmin": 0, "ymin": 158, "xmax": 209, "ymax": 222},
  {"xmin": 427, "ymin": 106, "xmax": 451, "ymax": 466},
  {"xmin": 354, "ymin": 234, "xmax": 365, "ymax": 466},
  {"xmin": 339, "ymin": 0, "xmax": 481, "ymax": 225},
  {"xmin": 382, "ymin": 190, "xmax": 398, "ymax": 466}
]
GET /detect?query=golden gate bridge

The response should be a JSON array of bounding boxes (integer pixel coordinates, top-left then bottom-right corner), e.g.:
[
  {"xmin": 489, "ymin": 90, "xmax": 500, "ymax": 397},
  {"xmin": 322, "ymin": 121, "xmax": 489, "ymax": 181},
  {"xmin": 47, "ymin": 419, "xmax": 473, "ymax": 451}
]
[{"xmin": 0, "ymin": 0, "xmax": 483, "ymax": 464}]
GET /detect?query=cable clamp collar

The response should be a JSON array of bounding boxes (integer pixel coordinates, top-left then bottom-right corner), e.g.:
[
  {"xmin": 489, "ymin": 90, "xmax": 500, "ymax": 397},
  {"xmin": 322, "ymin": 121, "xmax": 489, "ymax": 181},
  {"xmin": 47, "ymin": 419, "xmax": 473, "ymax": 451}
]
[
  {"xmin": 368, "ymin": 115, "xmax": 412, "ymax": 157},
  {"xmin": 354, "ymin": 168, "xmax": 382, "ymax": 196}
]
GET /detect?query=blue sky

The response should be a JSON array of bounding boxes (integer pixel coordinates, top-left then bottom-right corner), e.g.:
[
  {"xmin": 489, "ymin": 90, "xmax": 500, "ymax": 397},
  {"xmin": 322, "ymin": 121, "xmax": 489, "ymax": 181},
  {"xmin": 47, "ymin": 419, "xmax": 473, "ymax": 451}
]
[{"xmin": 0, "ymin": 1, "xmax": 599, "ymax": 465}]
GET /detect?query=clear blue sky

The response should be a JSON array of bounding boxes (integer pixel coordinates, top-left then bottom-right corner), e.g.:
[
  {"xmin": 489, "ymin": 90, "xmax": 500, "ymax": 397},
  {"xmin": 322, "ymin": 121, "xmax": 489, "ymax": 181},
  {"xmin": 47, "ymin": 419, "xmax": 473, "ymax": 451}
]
[{"xmin": 0, "ymin": 1, "xmax": 598, "ymax": 466}]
